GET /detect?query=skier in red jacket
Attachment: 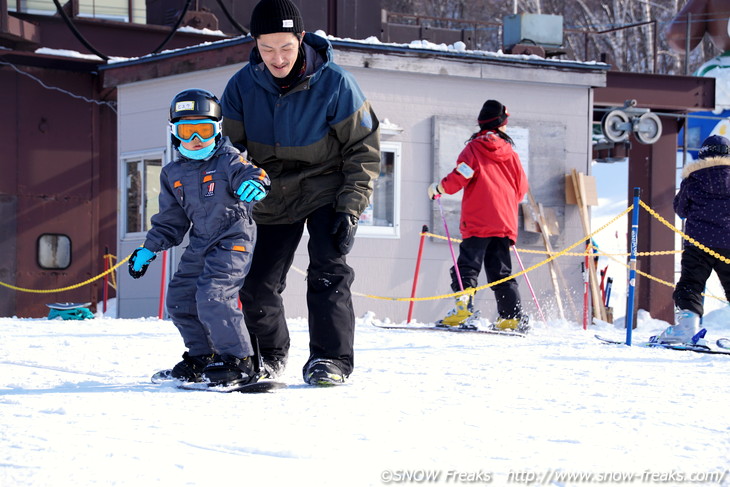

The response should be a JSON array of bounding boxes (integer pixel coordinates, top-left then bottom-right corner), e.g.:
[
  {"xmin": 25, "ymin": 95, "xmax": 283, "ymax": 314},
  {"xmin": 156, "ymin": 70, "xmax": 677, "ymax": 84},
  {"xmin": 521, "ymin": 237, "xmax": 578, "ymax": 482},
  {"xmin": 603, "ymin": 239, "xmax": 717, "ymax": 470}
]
[{"xmin": 428, "ymin": 100, "xmax": 529, "ymax": 331}]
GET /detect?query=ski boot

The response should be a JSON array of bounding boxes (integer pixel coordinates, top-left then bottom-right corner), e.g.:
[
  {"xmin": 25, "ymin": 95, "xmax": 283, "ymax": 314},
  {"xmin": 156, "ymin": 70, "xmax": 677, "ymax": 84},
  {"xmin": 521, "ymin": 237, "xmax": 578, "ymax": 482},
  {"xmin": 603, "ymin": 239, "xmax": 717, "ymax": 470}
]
[
  {"xmin": 202, "ymin": 354, "xmax": 260, "ymax": 388},
  {"xmin": 261, "ymin": 356, "xmax": 287, "ymax": 380},
  {"xmin": 653, "ymin": 309, "xmax": 701, "ymax": 345},
  {"xmin": 491, "ymin": 314, "xmax": 530, "ymax": 334},
  {"xmin": 303, "ymin": 358, "xmax": 347, "ymax": 386},
  {"xmin": 151, "ymin": 352, "xmax": 213, "ymax": 383},
  {"xmin": 436, "ymin": 288, "xmax": 478, "ymax": 329}
]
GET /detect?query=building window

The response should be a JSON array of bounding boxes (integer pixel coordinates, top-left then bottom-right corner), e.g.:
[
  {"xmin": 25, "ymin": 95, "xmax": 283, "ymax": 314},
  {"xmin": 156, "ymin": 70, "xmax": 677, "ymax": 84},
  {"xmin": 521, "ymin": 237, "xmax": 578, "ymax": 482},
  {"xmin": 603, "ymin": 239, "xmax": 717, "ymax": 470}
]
[
  {"xmin": 37, "ymin": 234, "xmax": 71, "ymax": 270},
  {"xmin": 123, "ymin": 156, "xmax": 162, "ymax": 235},
  {"xmin": 358, "ymin": 141, "xmax": 401, "ymax": 238}
]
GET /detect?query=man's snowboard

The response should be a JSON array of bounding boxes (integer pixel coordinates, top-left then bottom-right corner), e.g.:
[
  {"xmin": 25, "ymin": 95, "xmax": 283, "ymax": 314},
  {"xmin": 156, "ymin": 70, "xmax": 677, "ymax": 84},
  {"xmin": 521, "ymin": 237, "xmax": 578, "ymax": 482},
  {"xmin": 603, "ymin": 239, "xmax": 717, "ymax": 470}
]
[{"xmin": 151, "ymin": 369, "xmax": 286, "ymax": 393}]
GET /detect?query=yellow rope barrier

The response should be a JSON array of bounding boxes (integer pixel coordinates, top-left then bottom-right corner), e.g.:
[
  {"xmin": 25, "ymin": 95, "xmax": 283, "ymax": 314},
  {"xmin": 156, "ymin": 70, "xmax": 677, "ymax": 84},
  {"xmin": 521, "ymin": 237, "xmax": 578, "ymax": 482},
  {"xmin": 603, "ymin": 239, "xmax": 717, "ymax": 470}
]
[
  {"xmin": 0, "ymin": 255, "xmax": 130, "ymax": 294},
  {"xmin": 359, "ymin": 205, "xmax": 633, "ymax": 302},
  {"xmin": 1, "ymin": 198, "xmax": 728, "ymax": 306}
]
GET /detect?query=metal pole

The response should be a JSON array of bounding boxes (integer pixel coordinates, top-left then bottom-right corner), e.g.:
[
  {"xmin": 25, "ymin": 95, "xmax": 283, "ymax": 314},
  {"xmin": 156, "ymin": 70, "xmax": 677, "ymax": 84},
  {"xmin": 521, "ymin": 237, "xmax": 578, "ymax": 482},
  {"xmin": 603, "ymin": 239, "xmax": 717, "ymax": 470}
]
[
  {"xmin": 407, "ymin": 225, "xmax": 429, "ymax": 323},
  {"xmin": 625, "ymin": 188, "xmax": 641, "ymax": 345},
  {"xmin": 436, "ymin": 196, "xmax": 464, "ymax": 291},
  {"xmin": 582, "ymin": 260, "xmax": 589, "ymax": 331},
  {"xmin": 512, "ymin": 245, "xmax": 546, "ymax": 323},
  {"xmin": 103, "ymin": 246, "xmax": 109, "ymax": 314},
  {"xmin": 158, "ymin": 250, "xmax": 168, "ymax": 320}
]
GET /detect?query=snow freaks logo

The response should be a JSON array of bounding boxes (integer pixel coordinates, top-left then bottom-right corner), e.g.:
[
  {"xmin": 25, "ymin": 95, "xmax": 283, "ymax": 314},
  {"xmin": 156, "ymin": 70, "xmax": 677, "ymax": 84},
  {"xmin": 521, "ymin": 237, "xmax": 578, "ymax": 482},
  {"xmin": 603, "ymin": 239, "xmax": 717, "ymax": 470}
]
[
  {"xmin": 379, "ymin": 468, "xmax": 729, "ymax": 484},
  {"xmin": 380, "ymin": 469, "xmax": 492, "ymax": 484}
]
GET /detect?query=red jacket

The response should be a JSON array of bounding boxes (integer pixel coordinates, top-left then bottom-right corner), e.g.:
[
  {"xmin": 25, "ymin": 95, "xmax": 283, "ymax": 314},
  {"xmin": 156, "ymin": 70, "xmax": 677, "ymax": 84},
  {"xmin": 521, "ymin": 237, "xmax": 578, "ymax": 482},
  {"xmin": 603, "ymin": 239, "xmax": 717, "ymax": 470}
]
[{"xmin": 440, "ymin": 130, "xmax": 528, "ymax": 242}]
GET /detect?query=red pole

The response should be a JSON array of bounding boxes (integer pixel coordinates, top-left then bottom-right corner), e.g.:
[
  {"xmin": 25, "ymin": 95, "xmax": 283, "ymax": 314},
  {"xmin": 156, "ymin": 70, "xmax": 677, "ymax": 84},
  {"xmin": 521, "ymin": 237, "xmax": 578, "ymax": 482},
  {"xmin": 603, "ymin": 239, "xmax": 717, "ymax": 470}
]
[
  {"xmin": 158, "ymin": 250, "xmax": 168, "ymax": 319},
  {"xmin": 407, "ymin": 225, "xmax": 428, "ymax": 323},
  {"xmin": 103, "ymin": 246, "xmax": 109, "ymax": 314}
]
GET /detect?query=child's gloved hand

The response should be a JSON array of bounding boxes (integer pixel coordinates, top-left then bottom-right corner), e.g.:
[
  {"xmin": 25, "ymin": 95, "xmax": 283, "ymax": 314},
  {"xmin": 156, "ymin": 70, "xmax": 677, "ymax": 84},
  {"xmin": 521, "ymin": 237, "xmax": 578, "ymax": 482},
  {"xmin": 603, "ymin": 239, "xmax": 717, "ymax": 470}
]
[
  {"xmin": 128, "ymin": 247, "xmax": 156, "ymax": 279},
  {"xmin": 236, "ymin": 180, "xmax": 267, "ymax": 202}
]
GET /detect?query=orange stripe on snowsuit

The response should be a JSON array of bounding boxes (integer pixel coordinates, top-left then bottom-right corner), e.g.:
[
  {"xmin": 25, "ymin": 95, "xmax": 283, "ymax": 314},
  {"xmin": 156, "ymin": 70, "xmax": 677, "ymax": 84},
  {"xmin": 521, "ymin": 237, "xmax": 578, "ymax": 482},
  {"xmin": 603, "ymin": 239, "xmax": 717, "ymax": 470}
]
[
  {"xmin": 173, "ymin": 180, "xmax": 182, "ymax": 188},
  {"xmin": 202, "ymin": 175, "xmax": 213, "ymax": 183},
  {"xmin": 232, "ymin": 245, "xmax": 246, "ymax": 252},
  {"xmin": 258, "ymin": 169, "xmax": 268, "ymax": 181}
]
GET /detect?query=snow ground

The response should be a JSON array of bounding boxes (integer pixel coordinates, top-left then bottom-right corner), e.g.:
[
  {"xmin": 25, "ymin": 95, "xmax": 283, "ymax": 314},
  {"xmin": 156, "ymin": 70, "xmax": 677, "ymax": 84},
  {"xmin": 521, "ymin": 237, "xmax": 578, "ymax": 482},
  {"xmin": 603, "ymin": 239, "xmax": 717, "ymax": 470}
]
[{"xmin": 1, "ymin": 306, "xmax": 729, "ymax": 487}]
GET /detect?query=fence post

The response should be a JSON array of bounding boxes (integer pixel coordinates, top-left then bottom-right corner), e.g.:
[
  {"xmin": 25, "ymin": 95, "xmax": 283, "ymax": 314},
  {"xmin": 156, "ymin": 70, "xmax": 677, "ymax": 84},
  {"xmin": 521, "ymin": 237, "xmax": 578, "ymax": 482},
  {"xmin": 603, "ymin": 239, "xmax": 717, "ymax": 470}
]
[
  {"xmin": 582, "ymin": 260, "xmax": 589, "ymax": 330},
  {"xmin": 103, "ymin": 246, "xmax": 109, "ymax": 314},
  {"xmin": 625, "ymin": 188, "xmax": 641, "ymax": 345},
  {"xmin": 407, "ymin": 225, "xmax": 428, "ymax": 323}
]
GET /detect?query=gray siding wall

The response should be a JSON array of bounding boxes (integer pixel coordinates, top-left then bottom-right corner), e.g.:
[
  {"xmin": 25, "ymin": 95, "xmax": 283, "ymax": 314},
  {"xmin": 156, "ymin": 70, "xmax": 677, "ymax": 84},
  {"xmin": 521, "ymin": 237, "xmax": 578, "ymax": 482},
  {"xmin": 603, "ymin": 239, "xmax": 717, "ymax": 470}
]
[{"xmin": 117, "ymin": 48, "xmax": 605, "ymax": 325}]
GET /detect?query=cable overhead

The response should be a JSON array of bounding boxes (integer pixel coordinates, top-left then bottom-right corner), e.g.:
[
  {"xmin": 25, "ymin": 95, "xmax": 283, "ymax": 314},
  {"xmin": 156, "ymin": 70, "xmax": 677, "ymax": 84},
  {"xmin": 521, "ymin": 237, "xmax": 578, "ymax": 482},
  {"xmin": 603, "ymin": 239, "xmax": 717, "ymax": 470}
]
[
  {"xmin": 216, "ymin": 0, "xmax": 250, "ymax": 35},
  {"xmin": 52, "ymin": 0, "xmax": 109, "ymax": 60},
  {"xmin": 151, "ymin": 0, "xmax": 194, "ymax": 54}
]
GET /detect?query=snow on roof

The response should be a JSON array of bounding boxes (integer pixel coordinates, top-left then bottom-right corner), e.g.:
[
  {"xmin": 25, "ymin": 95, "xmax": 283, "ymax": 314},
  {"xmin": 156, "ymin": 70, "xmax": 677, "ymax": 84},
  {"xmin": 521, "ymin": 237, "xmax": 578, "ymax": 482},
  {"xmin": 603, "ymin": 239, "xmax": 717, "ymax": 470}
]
[{"xmin": 35, "ymin": 29, "xmax": 609, "ymax": 70}]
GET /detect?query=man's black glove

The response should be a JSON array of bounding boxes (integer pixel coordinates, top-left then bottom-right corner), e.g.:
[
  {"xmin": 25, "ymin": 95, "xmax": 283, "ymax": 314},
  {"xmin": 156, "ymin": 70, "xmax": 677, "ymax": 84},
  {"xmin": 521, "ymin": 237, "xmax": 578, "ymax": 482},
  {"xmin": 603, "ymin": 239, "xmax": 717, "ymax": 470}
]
[{"xmin": 331, "ymin": 212, "xmax": 359, "ymax": 255}]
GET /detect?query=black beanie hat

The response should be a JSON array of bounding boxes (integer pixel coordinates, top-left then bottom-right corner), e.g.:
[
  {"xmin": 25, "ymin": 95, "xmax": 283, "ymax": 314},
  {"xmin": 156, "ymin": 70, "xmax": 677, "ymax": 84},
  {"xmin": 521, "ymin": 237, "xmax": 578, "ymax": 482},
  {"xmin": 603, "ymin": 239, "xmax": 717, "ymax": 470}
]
[
  {"xmin": 698, "ymin": 135, "xmax": 730, "ymax": 159},
  {"xmin": 250, "ymin": 0, "xmax": 304, "ymax": 37},
  {"xmin": 478, "ymin": 100, "xmax": 509, "ymax": 130}
]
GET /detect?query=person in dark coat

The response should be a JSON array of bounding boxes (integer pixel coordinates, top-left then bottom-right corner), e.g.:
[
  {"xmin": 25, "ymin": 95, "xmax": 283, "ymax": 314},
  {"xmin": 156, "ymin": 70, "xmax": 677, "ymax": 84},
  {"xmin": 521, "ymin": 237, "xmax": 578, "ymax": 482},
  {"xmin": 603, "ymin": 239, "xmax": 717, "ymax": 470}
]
[
  {"xmin": 427, "ymin": 100, "xmax": 529, "ymax": 332},
  {"xmin": 128, "ymin": 89, "xmax": 271, "ymax": 388},
  {"xmin": 220, "ymin": 0, "xmax": 380, "ymax": 385},
  {"xmin": 656, "ymin": 134, "xmax": 730, "ymax": 344}
]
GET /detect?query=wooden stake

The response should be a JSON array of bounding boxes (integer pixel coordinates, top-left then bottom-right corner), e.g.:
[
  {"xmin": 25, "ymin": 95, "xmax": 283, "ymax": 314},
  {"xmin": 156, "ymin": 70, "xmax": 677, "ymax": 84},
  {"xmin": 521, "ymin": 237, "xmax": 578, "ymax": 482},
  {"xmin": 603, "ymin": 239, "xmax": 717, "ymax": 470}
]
[{"xmin": 569, "ymin": 169, "xmax": 607, "ymax": 322}]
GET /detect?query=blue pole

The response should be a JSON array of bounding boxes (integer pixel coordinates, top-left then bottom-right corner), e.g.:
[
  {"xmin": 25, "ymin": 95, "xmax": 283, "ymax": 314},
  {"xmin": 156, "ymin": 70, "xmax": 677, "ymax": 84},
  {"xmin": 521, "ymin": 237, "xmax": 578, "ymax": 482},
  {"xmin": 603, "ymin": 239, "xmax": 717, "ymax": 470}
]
[{"xmin": 625, "ymin": 187, "xmax": 640, "ymax": 345}]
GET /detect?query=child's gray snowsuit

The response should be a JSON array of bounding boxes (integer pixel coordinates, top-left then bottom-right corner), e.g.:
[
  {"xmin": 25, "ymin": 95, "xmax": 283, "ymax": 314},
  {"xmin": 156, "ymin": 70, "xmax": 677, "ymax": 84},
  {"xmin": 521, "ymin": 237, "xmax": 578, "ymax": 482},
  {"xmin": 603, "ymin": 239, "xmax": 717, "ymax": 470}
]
[{"xmin": 142, "ymin": 138, "xmax": 270, "ymax": 358}]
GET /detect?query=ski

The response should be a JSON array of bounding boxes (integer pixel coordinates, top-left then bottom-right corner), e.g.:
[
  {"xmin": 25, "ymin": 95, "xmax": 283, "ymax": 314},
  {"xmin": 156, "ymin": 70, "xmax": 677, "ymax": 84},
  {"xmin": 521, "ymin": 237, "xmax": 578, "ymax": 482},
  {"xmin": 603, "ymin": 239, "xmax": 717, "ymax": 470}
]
[
  {"xmin": 372, "ymin": 323, "xmax": 526, "ymax": 337},
  {"xmin": 151, "ymin": 369, "xmax": 285, "ymax": 393},
  {"xmin": 595, "ymin": 334, "xmax": 730, "ymax": 356}
]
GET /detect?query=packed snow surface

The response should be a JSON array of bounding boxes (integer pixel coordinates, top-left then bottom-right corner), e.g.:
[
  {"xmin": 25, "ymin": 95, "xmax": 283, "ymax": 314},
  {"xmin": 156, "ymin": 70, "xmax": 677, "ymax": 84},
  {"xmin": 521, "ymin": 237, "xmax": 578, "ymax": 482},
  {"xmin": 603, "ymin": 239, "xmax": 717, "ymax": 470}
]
[{"xmin": 2, "ymin": 307, "xmax": 729, "ymax": 487}]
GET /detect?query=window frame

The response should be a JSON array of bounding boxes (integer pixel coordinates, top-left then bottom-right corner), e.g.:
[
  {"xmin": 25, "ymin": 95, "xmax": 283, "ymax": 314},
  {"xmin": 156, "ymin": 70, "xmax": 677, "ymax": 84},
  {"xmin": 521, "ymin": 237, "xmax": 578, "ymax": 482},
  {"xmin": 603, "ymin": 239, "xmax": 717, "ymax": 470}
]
[
  {"xmin": 119, "ymin": 149, "xmax": 165, "ymax": 240},
  {"xmin": 357, "ymin": 140, "xmax": 401, "ymax": 239}
]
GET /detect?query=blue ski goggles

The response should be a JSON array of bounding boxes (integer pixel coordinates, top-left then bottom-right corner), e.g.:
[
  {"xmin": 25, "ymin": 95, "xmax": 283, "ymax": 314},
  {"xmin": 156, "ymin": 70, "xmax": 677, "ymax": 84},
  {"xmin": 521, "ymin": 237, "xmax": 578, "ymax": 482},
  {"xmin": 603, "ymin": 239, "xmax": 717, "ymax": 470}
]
[{"xmin": 170, "ymin": 119, "xmax": 221, "ymax": 143}]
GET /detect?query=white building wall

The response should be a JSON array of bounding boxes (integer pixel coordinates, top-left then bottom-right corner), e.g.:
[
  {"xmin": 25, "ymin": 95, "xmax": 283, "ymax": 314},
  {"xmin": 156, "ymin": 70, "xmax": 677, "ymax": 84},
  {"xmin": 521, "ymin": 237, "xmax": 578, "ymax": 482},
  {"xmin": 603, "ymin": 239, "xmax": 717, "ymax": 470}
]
[{"xmin": 116, "ymin": 45, "xmax": 605, "ymax": 325}]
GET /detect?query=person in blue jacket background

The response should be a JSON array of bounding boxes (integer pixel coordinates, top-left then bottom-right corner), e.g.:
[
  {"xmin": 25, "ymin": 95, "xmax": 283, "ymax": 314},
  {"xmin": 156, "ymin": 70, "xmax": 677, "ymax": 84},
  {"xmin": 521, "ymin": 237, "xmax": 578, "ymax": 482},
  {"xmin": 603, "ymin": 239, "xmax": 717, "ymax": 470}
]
[
  {"xmin": 221, "ymin": 0, "xmax": 380, "ymax": 386},
  {"xmin": 656, "ymin": 135, "xmax": 730, "ymax": 345},
  {"xmin": 128, "ymin": 88, "xmax": 270, "ymax": 389}
]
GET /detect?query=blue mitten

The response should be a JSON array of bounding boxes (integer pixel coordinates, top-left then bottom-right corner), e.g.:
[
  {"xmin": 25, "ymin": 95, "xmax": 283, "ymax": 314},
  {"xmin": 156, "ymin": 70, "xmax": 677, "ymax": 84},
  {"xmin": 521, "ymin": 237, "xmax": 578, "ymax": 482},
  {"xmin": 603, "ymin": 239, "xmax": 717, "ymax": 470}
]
[
  {"xmin": 236, "ymin": 180, "xmax": 267, "ymax": 202},
  {"xmin": 128, "ymin": 247, "xmax": 156, "ymax": 279}
]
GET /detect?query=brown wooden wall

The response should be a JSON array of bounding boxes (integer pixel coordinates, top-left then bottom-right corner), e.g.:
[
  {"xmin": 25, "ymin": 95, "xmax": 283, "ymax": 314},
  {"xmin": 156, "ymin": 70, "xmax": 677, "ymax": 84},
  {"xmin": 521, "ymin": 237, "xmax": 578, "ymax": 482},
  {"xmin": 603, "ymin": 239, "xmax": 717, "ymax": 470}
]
[{"xmin": 0, "ymin": 63, "xmax": 117, "ymax": 317}]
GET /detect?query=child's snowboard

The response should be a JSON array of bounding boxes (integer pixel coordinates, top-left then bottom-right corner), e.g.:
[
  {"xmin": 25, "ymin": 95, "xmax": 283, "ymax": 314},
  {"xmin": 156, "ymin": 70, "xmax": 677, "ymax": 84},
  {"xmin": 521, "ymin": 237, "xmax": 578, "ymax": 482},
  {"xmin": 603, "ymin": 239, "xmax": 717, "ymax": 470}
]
[{"xmin": 151, "ymin": 369, "xmax": 285, "ymax": 393}]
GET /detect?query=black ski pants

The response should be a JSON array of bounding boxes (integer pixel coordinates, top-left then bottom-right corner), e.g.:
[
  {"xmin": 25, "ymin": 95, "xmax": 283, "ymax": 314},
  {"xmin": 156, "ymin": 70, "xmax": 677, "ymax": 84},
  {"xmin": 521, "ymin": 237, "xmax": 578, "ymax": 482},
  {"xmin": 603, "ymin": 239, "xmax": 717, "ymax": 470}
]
[
  {"xmin": 451, "ymin": 236, "xmax": 523, "ymax": 319},
  {"xmin": 674, "ymin": 244, "xmax": 730, "ymax": 316},
  {"xmin": 239, "ymin": 205, "xmax": 356, "ymax": 375}
]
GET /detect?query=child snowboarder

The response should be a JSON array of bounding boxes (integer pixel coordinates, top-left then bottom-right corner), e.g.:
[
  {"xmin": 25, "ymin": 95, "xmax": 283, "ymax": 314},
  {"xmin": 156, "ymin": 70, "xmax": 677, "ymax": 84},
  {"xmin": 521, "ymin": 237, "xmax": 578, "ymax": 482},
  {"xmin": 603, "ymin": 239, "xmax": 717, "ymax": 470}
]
[
  {"xmin": 128, "ymin": 88, "xmax": 270, "ymax": 388},
  {"xmin": 655, "ymin": 134, "xmax": 730, "ymax": 345},
  {"xmin": 428, "ymin": 99, "xmax": 529, "ymax": 332}
]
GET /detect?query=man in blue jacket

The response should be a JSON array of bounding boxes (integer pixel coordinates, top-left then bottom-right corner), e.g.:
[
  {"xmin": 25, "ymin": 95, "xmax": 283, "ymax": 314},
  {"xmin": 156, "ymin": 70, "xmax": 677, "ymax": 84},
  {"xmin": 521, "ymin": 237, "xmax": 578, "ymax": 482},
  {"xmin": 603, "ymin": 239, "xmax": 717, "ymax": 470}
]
[{"xmin": 221, "ymin": 0, "xmax": 380, "ymax": 385}]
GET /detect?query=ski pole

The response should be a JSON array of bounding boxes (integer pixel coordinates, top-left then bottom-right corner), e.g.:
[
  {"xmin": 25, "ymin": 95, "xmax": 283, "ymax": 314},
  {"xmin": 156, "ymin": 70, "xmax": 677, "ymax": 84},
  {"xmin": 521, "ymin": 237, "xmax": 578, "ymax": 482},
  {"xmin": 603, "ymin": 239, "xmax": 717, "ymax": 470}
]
[
  {"xmin": 435, "ymin": 196, "xmax": 464, "ymax": 291},
  {"xmin": 512, "ymin": 245, "xmax": 546, "ymax": 323}
]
